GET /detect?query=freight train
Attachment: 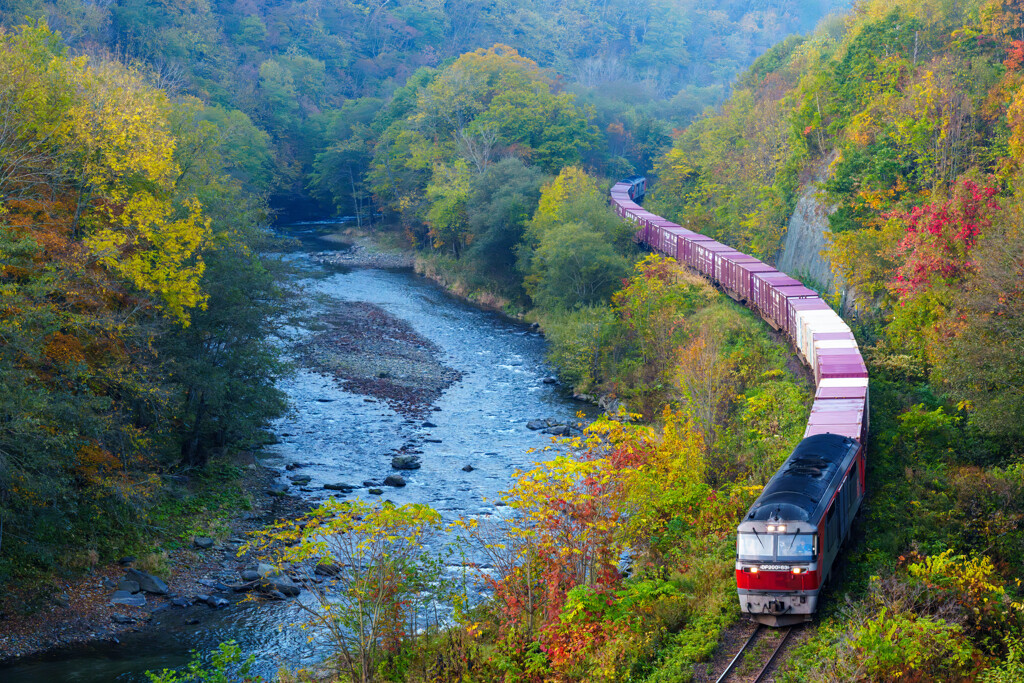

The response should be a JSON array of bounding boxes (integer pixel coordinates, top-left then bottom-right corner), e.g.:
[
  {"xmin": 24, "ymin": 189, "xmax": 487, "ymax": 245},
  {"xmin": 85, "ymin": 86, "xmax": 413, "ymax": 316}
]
[{"xmin": 609, "ymin": 178, "xmax": 867, "ymax": 627}]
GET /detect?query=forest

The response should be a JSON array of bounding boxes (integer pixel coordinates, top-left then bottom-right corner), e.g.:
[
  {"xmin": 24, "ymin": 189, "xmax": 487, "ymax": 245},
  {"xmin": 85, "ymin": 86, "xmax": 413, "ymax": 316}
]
[{"xmin": 5, "ymin": 0, "xmax": 1024, "ymax": 681}]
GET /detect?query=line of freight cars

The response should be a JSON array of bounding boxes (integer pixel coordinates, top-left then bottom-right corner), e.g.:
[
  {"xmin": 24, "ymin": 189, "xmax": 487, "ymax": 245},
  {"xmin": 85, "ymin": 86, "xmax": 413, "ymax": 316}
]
[{"xmin": 610, "ymin": 177, "xmax": 869, "ymax": 626}]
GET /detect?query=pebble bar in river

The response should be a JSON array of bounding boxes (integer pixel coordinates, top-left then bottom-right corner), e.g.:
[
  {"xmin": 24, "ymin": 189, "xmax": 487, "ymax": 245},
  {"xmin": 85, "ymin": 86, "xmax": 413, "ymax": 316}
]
[{"xmin": 0, "ymin": 225, "xmax": 595, "ymax": 683}]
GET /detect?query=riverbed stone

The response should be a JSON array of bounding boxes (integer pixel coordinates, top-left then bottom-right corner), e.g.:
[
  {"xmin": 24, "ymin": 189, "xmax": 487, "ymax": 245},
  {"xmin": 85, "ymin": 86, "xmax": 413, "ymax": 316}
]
[
  {"xmin": 383, "ymin": 474, "xmax": 406, "ymax": 488},
  {"xmin": 117, "ymin": 579, "xmax": 141, "ymax": 594},
  {"xmin": 391, "ymin": 455, "xmax": 421, "ymax": 470},
  {"xmin": 368, "ymin": 488, "xmax": 384, "ymax": 495},
  {"xmin": 288, "ymin": 474, "xmax": 312, "ymax": 485},
  {"xmin": 542, "ymin": 377, "xmax": 557, "ymax": 384},
  {"xmin": 193, "ymin": 536, "xmax": 215, "ymax": 549},
  {"xmin": 267, "ymin": 482, "xmax": 289, "ymax": 496},
  {"xmin": 206, "ymin": 596, "xmax": 230, "ymax": 608},
  {"xmin": 126, "ymin": 568, "xmax": 169, "ymax": 595},
  {"xmin": 315, "ymin": 561, "xmax": 340, "ymax": 576},
  {"xmin": 542, "ymin": 425, "xmax": 571, "ymax": 436},
  {"xmin": 324, "ymin": 482, "xmax": 355, "ymax": 491},
  {"xmin": 240, "ymin": 569, "xmax": 260, "ymax": 582},
  {"xmin": 171, "ymin": 597, "xmax": 191, "ymax": 607},
  {"xmin": 422, "ymin": 421, "xmax": 437, "ymax": 428},
  {"xmin": 111, "ymin": 614, "xmax": 136, "ymax": 624},
  {"xmin": 111, "ymin": 590, "xmax": 146, "ymax": 607},
  {"xmin": 257, "ymin": 563, "xmax": 300, "ymax": 597},
  {"xmin": 462, "ymin": 464, "xmax": 475, "ymax": 472},
  {"xmin": 526, "ymin": 420, "xmax": 547, "ymax": 430}
]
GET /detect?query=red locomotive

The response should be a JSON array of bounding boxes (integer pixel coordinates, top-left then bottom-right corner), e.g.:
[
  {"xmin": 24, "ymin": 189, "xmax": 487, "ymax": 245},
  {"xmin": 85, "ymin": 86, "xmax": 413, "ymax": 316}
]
[{"xmin": 609, "ymin": 178, "xmax": 868, "ymax": 626}]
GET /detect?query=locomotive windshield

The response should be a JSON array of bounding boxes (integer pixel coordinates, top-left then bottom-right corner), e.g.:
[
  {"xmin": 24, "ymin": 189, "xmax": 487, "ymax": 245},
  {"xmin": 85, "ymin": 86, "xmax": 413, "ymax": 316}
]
[
  {"xmin": 777, "ymin": 534, "xmax": 815, "ymax": 561},
  {"xmin": 737, "ymin": 533, "xmax": 773, "ymax": 560},
  {"xmin": 737, "ymin": 533, "xmax": 816, "ymax": 562}
]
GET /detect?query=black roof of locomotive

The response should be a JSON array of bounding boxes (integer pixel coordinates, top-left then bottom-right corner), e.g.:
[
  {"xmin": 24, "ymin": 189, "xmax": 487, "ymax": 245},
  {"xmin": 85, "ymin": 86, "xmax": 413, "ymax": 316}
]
[{"xmin": 744, "ymin": 433, "xmax": 859, "ymax": 525}]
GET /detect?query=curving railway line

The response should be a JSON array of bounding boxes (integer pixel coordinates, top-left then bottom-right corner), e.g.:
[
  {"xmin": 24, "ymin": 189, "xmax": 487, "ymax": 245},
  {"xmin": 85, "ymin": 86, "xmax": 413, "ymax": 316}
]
[{"xmin": 609, "ymin": 177, "xmax": 868, "ymax": 627}]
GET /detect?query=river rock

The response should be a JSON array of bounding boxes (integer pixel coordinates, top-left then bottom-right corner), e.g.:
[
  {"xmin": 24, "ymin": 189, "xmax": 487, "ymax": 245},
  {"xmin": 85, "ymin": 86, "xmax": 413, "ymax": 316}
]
[
  {"xmin": 240, "ymin": 569, "xmax": 260, "ymax": 582},
  {"xmin": 171, "ymin": 597, "xmax": 191, "ymax": 607},
  {"xmin": 324, "ymin": 482, "xmax": 355, "ymax": 491},
  {"xmin": 102, "ymin": 577, "xmax": 116, "ymax": 589},
  {"xmin": 541, "ymin": 377, "xmax": 557, "ymax": 384},
  {"xmin": 383, "ymin": 474, "xmax": 406, "ymax": 488},
  {"xmin": 368, "ymin": 488, "xmax": 384, "ymax": 495},
  {"xmin": 542, "ymin": 425, "xmax": 571, "ymax": 436},
  {"xmin": 422, "ymin": 421, "xmax": 437, "ymax": 428},
  {"xmin": 315, "ymin": 561, "xmax": 340, "ymax": 576},
  {"xmin": 526, "ymin": 420, "xmax": 547, "ymax": 430},
  {"xmin": 257, "ymin": 563, "xmax": 300, "ymax": 597},
  {"xmin": 288, "ymin": 474, "xmax": 312, "ymax": 485},
  {"xmin": 424, "ymin": 438, "xmax": 442, "ymax": 443},
  {"xmin": 462, "ymin": 464, "xmax": 475, "ymax": 472},
  {"xmin": 206, "ymin": 596, "xmax": 230, "ymax": 608},
  {"xmin": 117, "ymin": 579, "xmax": 141, "ymax": 594},
  {"xmin": 193, "ymin": 537, "xmax": 215, "ymax": 549},
  {"xmin": 362, "ymin": 480, "xmax": 380, "ymax": 487},
  {"xmin": 267, "ymin": 482, "xmax": 289, "ymax": 496},
  {"xmin": 111, "ymin": 590, "xmax": 146, "ymax": 607},
  {"xmin": 111, "ymin": 614, "xmax": 136, "ymax": 624},
  {"xmin": 391, "ymin": 455, "xmax": 421, "ymax": 470},
  {"xmin": 126, "ymin": 568, "xmax": 169, "ymax": 595}
]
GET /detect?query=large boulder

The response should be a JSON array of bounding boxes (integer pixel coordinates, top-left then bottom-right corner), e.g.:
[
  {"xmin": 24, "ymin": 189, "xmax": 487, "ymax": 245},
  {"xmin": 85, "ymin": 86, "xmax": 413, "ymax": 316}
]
[
  {"xmin": 126, "ymin": 568, "xmax": 169, "ymax": 595},
  {"xmin": 383, "ymin": 474, "xmax": 406, "ymax": 488},
  {"xmin": 391, "ymin": 455, "xmax": 421, "ymax": 470},
  {"xmin": 193, "ymin": 537, "xmax": 215, "ymax": 550},
  {"xmin": 526, "ymin": 420, "xmax": 547, "ymax": 430},
  {"xmin": 542, "ymin": 425, "xmax": 571, "ymax": 436},
  {"xmin": 117, "ymin": 579, "xmax": 141, "ymax": 594},
  {"xmin": 256, "ymin": 562, "xmax": 300, "ymax": 597},
  {"xmin": 110, "ymin": 590, "xmax": 146, "ymax": 607}
]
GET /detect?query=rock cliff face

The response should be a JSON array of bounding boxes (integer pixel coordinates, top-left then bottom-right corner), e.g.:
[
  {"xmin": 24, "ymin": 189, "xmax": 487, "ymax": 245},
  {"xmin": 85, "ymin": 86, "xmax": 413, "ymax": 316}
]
[{"xmin": 776, "ymin": 154, "xmax": 838, "ymax": 295}]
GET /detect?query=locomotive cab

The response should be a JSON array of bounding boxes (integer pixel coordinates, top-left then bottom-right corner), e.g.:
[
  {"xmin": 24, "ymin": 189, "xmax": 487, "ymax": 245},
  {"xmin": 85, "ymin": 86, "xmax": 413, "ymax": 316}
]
[{"xmin": 736, "ymin": 433, "xmax": 863, "ymax": 626}]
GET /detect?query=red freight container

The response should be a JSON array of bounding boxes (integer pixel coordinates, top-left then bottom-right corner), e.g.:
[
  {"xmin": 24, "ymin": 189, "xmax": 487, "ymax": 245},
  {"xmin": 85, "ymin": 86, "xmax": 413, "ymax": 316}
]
[
  {"xmin": 750, "ymin": 271, "xmax": 802, "ymax": 313},
  {"xmin": 678, "ymin": 234, "xmax": 715, "ymax": 269},
  {"xmin": 691, "ymin": 241, "xmax": 734, "ymax": 278},
  {"xmin": 816, "ymin": 353, "xmax": 868, "ymax": 384},
  {"xmin": 803, "ymin": 422, "xmax": 864, "ymax": 441},
  {"xmin": 665, "ymin": 227, "xmax": 693, "ymax": 262},
  {"xmin": 731, "ymin": 261, "xmax": 776, "ymax": 301},
  {"xmin": 717, "ymin": 254, "xmax": 763, "ymax": 300},
  {"xmin": 815, "ymin": 383, "xmax": 868, "ymax": 400},
  {"xmin": 712, "ymin": 250, "xmax": 746, "ymax": 284},
  {"xmin": 764, "ymin": 284, "xmax": 819, "ymax": 331}
]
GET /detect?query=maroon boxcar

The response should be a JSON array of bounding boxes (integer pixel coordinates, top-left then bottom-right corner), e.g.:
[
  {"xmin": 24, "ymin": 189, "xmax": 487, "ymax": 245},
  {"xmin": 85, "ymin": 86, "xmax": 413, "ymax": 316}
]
[
  {"xmin": 750, "ymin": 272, "xmax": 802, "ymax": 315},
  {"xmin": 691, "ymin": 240, "xmax": 734, "ymax": 278},
  {"xmin": 763, "ymin": 284, "xmax": 819, "ymax": 331}
]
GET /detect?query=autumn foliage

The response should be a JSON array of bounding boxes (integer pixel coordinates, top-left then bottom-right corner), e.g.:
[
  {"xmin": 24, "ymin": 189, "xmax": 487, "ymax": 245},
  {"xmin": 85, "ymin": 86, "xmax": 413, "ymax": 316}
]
[{"xmin": 890, "ymin": 179, "xmax": 1000, "ymax": 298}]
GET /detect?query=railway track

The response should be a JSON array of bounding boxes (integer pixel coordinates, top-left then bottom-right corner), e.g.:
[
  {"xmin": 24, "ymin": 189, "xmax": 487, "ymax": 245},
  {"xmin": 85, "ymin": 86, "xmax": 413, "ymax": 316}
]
[{"xmin": 714, "ymin": 624, "xmax": 795, "ymax": 683}]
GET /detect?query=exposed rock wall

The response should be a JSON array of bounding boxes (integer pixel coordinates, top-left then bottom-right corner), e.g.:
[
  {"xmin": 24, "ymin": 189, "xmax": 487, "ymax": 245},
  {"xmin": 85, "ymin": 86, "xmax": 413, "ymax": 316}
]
[{"xmin": 776, "ymin": 154, "xmax": 838, "ymax": 295}]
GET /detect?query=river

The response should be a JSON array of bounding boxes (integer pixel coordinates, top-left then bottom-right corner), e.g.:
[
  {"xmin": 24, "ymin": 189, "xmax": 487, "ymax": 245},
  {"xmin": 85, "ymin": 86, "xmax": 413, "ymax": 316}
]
[{"xmin": 0, "ymin": 225, "xmax": 594, "ymax": 682}]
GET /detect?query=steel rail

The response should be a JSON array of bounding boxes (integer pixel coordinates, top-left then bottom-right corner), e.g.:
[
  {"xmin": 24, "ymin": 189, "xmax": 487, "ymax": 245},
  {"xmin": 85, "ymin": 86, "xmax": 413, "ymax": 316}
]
[
  {"xmin": 714, "ymin": 624, "xmax": 762, "ymax": 683},
  {"xmin": 752, "ymin": 626, "xmax": 794, "ymax": 683}
]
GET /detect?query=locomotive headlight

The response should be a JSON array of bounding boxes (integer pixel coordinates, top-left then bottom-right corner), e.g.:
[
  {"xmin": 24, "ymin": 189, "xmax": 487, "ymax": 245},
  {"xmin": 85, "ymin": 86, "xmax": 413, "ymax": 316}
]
[
  {"xmin": 766, "ymin": 525, "xmax": 775, "ymax": 531},
  {"xmin": 776, "ymin": 525, "xmax": 786, "ymax": 532},
  {"xmin": 791, "ymin": 567, "xmax": 804, "ymax": 575}
]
